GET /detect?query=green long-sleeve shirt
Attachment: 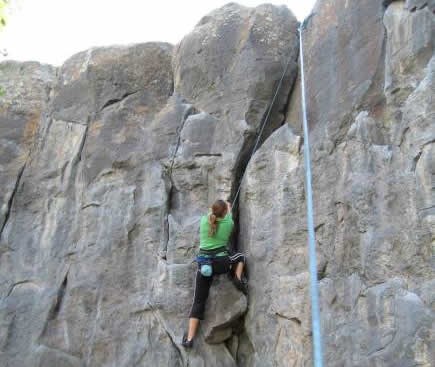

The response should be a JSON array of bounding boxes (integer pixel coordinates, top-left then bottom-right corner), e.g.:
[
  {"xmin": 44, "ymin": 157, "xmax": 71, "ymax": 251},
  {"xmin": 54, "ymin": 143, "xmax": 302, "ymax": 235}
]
[{"xmin": 199, "ymin": 213, "xmax": 234, "ymax": 251}]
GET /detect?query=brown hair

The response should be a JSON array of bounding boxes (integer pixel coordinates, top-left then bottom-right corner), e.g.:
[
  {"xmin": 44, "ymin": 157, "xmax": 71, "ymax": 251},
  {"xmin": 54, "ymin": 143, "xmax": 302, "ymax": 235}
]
[{"xmin": 208, "ymin": 199, "xmax": 227, "ymax": 236}]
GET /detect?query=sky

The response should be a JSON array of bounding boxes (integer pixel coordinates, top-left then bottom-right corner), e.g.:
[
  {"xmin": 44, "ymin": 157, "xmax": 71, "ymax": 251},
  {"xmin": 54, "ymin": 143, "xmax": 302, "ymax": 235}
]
[{"xmin": 0, "ymin": 0, "xmax": 316, "ymax": 66}]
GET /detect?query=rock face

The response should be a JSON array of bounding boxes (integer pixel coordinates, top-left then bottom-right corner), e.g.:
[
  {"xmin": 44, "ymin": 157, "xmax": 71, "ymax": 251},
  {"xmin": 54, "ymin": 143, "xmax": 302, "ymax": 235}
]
[
  {"xmin": 0, "ymin": 62, "xmax": 55, "ymax": 238},
  {"xmin": 0, "ymin": 4, "xmax": 299, "ymax": 367},
  {"xmin": 0, "ymin": 1, "xmax": 433, "ymax": 367},
  {"xmin": 241, "ymin": 0, "xmax": 434, "ymax": 366}
]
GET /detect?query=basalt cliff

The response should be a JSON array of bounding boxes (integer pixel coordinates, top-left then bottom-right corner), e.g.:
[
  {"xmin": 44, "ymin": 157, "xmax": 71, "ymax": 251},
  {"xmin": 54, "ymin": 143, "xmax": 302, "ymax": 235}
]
[{"xmin": 0, "ymin": 1, "xmax": 433, "ymax": 366}]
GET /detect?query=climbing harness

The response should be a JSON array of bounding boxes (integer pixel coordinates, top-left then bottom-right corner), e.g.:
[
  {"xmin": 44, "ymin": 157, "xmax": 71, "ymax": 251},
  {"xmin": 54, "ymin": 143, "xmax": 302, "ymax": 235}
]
[
  {"xmin": 196, "ymin": 246, "xmax": 229, "ymax": 277},
  {"xmin": 299, "ymin": 24, "xmax": 324, "ymax": 367}
]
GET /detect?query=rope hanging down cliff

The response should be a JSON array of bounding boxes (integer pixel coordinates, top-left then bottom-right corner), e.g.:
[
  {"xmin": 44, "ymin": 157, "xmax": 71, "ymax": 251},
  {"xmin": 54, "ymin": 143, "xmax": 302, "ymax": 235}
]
[
  {"xmin": 168, "ymin": 19, "xmax": 324, "ymax": 364},
  {"xmin": 229, "ymin": 22, "xmax": 324, "ymax": 367},
  {"xmin": 298, "ymin": 23, "xmax": 324, "ymax": 367}
]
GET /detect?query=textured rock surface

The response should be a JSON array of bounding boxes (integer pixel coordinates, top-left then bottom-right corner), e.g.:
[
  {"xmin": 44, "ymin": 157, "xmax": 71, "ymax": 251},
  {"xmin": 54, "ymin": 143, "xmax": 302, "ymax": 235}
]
[
  {"xmin": 238, "ymin": 125, "xmax": 307, "ymax": 366},
  {"xmin": 0, "ymin": 62, "xmax": 56, "ymax": 237},
  {"xmin": 240, "ymin": 0, "xmax": 434, "ymax": 366},
  {"xmin": 0, "ymin": 1, "xmax": 433, "ymax": 367},
  {"xmin": 0, "ymin": 4, "xmax": 299, "ymax": 367}
]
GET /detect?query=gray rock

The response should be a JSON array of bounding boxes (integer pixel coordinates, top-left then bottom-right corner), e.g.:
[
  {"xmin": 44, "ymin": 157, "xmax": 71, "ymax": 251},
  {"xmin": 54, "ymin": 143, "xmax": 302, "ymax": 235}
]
[
  {"xmin": 0, "ymin": 3, "xmax": 299, "ymax": 367},
  {"xmin": 318, "ymin": 277, "xmax": 434, "ymax": 367},
  {"xmin": 238, "ymin": 124, "xmax": 306, "ymax": 366},
  {"xmin": 296, "ymin": 0, "xmax": 386, "ymax": 135},
  {"xmin": 0, "ymin": 1, "xmax": 433, "ymax": 366},
  {"xmin": 384, "ymin": 2, "xmax": 434, "ymax": 105},
  {"xmin": 202, "ymin": 276, "xmax": 247, "ymax": 344},
  {"xmin": 0, "ymin": 61, "xmax": 56, "ymax": 237},
  {"xmin": 405, "ymin": 0, "xmax": 435, "ymax": 12},
  {"xmin": 173, "ymin": 3, "xmax": 299, "ymax": 123},
  {"xmin": 0, "ymin": 43, "xmax": 185, "ymax": 367},
  {"xmin": 242, "ymin": 0, "xmax": 434, "ymax": 365}
]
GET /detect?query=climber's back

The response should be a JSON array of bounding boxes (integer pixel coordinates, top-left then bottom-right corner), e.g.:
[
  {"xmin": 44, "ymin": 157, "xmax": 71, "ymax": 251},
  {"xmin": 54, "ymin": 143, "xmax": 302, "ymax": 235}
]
[{"xmin": 199, "ymin": 201, "xmax": 234, "ymax": 251}]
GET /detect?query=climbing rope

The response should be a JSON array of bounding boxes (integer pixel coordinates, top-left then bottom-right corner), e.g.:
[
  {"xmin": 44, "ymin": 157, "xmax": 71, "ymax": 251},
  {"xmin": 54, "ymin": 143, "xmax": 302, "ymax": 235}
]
[
  {"xmin": 230, "ymin": 21, "xmax": 324, "ymax": 367},
  {"xmin": 231, "ymin": 51, "xmax": 294, "ymax": 209},
  {"xmin": 299, "ymin": 24, "xmax": 324, "ymax": 367}
]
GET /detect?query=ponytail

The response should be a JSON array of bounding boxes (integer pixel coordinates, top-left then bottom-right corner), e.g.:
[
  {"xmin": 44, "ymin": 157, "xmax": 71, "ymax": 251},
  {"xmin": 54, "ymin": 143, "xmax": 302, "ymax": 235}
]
[
  {"xmin": 208, "ymin": 213, "xmax": 218, "ymax": 236},
  {"xmin": 208, "ymin": 199, "xmax": 227, "ymax": 236}
]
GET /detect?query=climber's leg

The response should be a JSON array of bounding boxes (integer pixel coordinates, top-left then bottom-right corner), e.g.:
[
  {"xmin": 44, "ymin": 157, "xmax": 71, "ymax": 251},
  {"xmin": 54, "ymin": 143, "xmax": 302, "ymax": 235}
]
[
  {"xmin": 189, "ymin": 267, "xmax": 213, "ymax": 320},
  {"xmin": 184, "ymin": 268, "xmax": 213, "ymax": 346},
  {"xmin": 235, "ymin": 261, "xmax": 244, "ymax": 281},
  {"xmin": 187, "ymin": 317, "xmax": 199, "ymax": 341},
  {"xmin": 229, "ymin": 252, "xmax": 246, "ymax": 279},
  {"xmin": 229, "ymin": 253, "xmax": 248, "ymax": 294}
]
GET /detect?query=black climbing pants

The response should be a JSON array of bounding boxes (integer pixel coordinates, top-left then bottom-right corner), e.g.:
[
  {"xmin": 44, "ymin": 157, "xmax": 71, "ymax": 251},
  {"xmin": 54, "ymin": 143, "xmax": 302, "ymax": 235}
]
[{"xmin": 189, "ymin": 252, "xmax": 246, "ymax": 320}]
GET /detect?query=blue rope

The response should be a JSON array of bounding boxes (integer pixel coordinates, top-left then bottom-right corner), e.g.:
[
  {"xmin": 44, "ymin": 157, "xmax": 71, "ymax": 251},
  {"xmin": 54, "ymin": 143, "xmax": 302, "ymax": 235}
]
[
  {"xmin": 228, "ymin": 20, "xmax": 324, "ymax": 365},
  {"xmin": 298, "ymin": 24, "xmax": 324, "ymax": 367}
]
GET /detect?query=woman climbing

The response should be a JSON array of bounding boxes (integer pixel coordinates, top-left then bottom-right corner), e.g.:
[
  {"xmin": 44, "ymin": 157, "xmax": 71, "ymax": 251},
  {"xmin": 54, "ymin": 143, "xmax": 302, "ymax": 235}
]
[{"xmin": 182, "ymin": 199, "xmax": 248, "ymax": 348}]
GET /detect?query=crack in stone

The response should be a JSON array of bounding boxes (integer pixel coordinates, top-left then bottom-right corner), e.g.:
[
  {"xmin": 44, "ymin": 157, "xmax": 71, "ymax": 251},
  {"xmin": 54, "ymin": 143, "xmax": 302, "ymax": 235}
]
[
  {"xmin": 81, "ymin": 202, "xmax": 101, "ymax": 210},
  {"xmin": 162, "ymin": 104, "xmax": 199, "ymax": 258},
  {"xmin": 99, "ymin": 90, "xmax": 140, "ymax": 112},
  {"xmin": 56, "ymin": 121, "xmax": 90, "ymax": 194},
  {"xmin": 85, "ymin": 288, "xmax": 103, "ymax": 367},
  {"xmin": 2, "ymin": 314, "xmax": 16, "ymax": 352},
  {"xmin": 167, "ymin": 105, "xmax": 198, "ymax": 176},
  {"xmin": 62, "ymin": 119, "xmax": 87, "ymax": 126},
  {"xmin": 383, "ymin": 0, "xmax": 403, "ymax": 9},
  {"xmin": 274, "ymin": 312, "xmax": 302, "ymax": 325},
  {"xmin": 228, "ymin": 53, "xmax": 299, "ymax": 257},
  {"xmin": 148, "ymin": 303, "xmax": 185, "ymax": 365},
  {"xmin": 412, "ymin": 150, "xmax": 423, "ymax": 172},
  {"xmin": 77, "ymin": 122, "xmax": 89, "ymax": 163},
  {"xmin": 230, "ymin": 49, "xmax": 299, "ymax": 210},
  {"xmin": 420, "ymin": 204, "xmax": 435, "ymax": 211},
  {"xmin": 193, "ymin": 153, "xmax": 223, "ymax": 157},
  {"xmin": 6, "ymin": 279, "xmax": 38, "ymax": 298},
  {"xmin": 0, "ymin": 162, "xmax": 27, "ymax": 241},
  {"xmin": 49, "ymin": 272, "xmax": 68, "ymax": 320},
  {"xmin": 38, "ymin": 269, "xmax": 70, "ymax": 345}
]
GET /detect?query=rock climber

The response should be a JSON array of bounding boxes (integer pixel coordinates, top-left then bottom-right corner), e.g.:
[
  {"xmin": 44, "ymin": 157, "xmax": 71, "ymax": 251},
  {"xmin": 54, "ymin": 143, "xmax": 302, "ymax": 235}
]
[{"xmin": 182, "ymin": 199, "xmax": 248, "ymax": 348}]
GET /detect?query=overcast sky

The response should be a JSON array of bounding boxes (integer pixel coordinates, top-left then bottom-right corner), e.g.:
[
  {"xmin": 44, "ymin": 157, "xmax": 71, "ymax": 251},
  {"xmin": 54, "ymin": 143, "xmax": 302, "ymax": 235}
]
[{"xmin": 0, "ymin": 0, "xmax": 316, "ymax": 66}]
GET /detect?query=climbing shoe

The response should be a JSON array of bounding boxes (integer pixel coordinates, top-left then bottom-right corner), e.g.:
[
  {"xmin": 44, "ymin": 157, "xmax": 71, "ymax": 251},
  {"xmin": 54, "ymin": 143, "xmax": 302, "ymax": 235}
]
[
  {"xmin": 232, "ymin": 276, "xmax": 248, "ymax": 295},
  {"xmin": 182, "ymin": 333, "xmax": 193, "ymax": 349}
]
